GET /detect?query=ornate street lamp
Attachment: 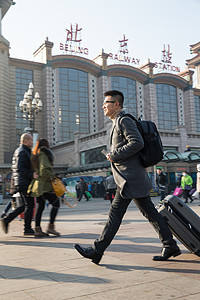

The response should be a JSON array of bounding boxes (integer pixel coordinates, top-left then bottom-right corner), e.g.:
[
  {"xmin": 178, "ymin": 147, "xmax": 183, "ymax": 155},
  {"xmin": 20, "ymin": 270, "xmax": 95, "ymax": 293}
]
[{"xmin": 19, "ymin": 82, "xmax": 42, "ymax": 132}]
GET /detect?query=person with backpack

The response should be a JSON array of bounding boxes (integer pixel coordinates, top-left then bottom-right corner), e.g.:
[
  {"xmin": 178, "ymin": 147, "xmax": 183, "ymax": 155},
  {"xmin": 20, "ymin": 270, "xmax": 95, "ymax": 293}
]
[{"xmin": 74, "ymin": 90, "xmax": 180, "ymax": 264}]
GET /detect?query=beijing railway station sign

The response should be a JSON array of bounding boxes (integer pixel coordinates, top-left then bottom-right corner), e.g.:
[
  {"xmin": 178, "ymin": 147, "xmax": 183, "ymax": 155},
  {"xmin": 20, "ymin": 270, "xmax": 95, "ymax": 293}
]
[{"xmin": 59, "ymin": 25, "xmax": 180, "ymax": 73}]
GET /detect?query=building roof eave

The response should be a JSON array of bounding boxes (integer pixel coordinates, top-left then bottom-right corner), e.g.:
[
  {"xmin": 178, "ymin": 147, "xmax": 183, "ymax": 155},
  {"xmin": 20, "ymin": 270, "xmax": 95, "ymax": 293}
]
[
  {"xmin": 0, "ymin": 0, "xmax": 15, "ymax": 19},
  {"xmin": 153, "ymin": 73, "xmax": 189, "ymax": 89},
  {"xmin": 51, "ymin": 55, "xmax": 101, "ymax": 76},
  {"xmin": 186, "ymin": 54, "xmax": 200, "ymax": 68},
  {"xmin": 107, "ymin": 64, "xmax": 148, "ymax": 84}
]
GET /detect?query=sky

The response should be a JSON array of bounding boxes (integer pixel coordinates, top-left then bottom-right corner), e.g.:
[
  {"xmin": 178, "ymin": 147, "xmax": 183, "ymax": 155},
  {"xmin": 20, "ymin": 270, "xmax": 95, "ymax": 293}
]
[{"xmin": 2, "ymin": 0, "xmax": 200, "ymax": 80}]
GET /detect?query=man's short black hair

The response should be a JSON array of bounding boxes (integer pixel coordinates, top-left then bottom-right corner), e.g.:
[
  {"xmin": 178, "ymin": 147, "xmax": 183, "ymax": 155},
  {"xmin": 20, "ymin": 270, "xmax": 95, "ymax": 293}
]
[{"xmin": 104, "ymin": 90, "xmax": 124, "ymax": 108}]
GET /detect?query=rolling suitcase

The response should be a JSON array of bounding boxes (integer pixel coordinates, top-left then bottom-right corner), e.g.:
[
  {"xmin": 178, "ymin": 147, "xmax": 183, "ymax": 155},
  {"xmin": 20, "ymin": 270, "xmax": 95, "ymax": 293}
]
[
  {"xmin": 189, "ymin": 188, "xmax": 196, "ymax": 196},
  {"xmin": 173, "ymin": 187, "xmax": 183, "ymax": 197},
  {"xmin": 158, "ymin": 195, "xmax": 200, "ymax": 256}
]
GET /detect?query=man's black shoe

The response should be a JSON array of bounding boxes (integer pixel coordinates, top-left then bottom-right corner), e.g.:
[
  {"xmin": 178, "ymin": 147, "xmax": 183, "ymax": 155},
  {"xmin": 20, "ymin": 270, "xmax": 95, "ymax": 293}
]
[
  {"xmin": 153, "ymin": 247, "xmax": 181, "ymax": 261},
  {"xmin": 1, "ymin": 213, "xmax": 7, "ymax": 219},
  {"xmin": 1, "ymin": 218, "xmax": 9, "ymax": 234},
  {"xmin": 74, "ymin": 244, "xmax": 102, "ymax": 264},
  {"xmin": 24, "ymin": 228, "xmax": 35, "ymax": 236}
]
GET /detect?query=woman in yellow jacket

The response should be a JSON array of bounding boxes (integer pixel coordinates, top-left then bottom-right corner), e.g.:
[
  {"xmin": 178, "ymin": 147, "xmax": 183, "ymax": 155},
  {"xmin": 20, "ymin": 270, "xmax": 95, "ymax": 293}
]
[
  {"xmin": 181, "ymin": 171, "xmax": 193, "ymax": 203},
  {"xmin": 28, "ymin": 138, "xmax": 60, "ymax": 237}
]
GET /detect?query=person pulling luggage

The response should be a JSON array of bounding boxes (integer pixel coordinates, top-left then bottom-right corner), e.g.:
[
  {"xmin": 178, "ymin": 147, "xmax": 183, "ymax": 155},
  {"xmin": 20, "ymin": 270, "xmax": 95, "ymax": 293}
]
[
  {"xmin": 181, "ymin": 171, "xmax": 193, "ymax": 203},
  {"xmin": 74, "ymin": 90, "xmax": 181, "ymax": 264}
]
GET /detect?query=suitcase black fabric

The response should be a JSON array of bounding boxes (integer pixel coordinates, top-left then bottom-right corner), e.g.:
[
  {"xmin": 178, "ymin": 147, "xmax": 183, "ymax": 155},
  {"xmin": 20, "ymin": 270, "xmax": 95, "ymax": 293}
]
[{"xmin": 158, "ymin": 195, "xmax": 200, "ymax": 256}]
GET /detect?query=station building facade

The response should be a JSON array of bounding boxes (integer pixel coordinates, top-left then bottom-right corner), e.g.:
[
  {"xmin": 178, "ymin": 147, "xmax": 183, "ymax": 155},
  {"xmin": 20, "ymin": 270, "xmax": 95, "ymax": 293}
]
[
  {"xmin": 0, "ymin": 1, "xmax": 200, "ymax": 190},
  {"xmin": 1, "ymin": 38, "xmax": 200, "ymax": 170}
]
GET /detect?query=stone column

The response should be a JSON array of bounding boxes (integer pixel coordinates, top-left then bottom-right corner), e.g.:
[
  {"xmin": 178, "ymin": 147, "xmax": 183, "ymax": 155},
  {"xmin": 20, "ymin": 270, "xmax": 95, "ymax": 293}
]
[
  {"xmin": 74, "ymin": 131, "xmax": 80, "ymax": 166},
  {"xmin": 0, "ymin": 7, "xmax": 2, "ymax": 35},
  {"xmin": 175, "ymin": 125, "xmax": 187, "ymax": 152},
  {"xmin": 184, "ymin": 88, "xmax": 196, "ymax": 132},
  {"xmin": 140, "ymin": 61, "xmax": 158, "ymax": 123},
  {"xmin": 0, "ymin": 36, "xmax": 10, "ymax": 163}
]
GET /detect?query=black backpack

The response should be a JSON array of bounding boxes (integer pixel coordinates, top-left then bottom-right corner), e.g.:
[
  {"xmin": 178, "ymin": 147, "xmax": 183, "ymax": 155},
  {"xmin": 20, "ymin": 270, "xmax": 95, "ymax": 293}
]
[{"xmin": 117, "ymin": 114, "xmax": 164, "ymax": 168}]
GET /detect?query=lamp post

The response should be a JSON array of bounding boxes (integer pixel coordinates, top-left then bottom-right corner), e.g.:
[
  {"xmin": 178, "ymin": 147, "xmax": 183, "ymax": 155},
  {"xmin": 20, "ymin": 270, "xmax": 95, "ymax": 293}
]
[{"xmin": 19, "ymin": 82, "xmax": 42, "ymax": 133}]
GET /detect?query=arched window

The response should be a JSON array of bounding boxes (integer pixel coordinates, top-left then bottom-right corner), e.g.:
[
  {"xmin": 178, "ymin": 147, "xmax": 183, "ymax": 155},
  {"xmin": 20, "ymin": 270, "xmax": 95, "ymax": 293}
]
[
  {"xmin": 156, "ymin": 84, "xmax": 178, "ymax": 130},
  {"xmin": 58, "ymin": 68, "xmax": 89, "ymax": 141},
  {"xmin": 111, "ymin": 76, "xmax": 137, "ymax": 116}
]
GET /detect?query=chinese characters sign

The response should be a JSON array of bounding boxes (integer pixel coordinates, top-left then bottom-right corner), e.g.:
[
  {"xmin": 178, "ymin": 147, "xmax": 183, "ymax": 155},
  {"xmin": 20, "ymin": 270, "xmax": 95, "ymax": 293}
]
[
  {"xmin": 60, "ymin": 23, "xmax": 89, "ymax": 55},
  {"xmin": 154, "ymin": 44, "xmax": 180, "ymax": 73},
  {"xmin": 108, "ymin": 34, "xmax": 140, "ymax": 65},
  {"xmin": 66, "ymin": 24, "xmax": 82, "ymax": 42},
  {"xmin": 119, "ymin": 34, "xmax": 128, "ymax": 54}
]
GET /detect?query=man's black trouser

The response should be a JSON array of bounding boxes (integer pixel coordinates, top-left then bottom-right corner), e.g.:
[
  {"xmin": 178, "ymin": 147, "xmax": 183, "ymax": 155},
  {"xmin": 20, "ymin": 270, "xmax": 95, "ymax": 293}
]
[
  {"xmin": 78, "ymin": 190, "xmax": 89, "ymax": 201},
  {"xmin": 107, "ymin": 188, "xmax": 116, "ymax": 203},
  {"xmin": 6, "ymin": 188, "xmax": 34, "ymax": 231},
  {"xmin": 94, "ymin": 189, "xmax": 177, "ymax": 255},
  {"xmin": 160, "ymin": 189, "xmax": 165, "ymax": 201},
  {"xmin": 183, "ymin": 189, "xmax": 193, "ymax": 202}
]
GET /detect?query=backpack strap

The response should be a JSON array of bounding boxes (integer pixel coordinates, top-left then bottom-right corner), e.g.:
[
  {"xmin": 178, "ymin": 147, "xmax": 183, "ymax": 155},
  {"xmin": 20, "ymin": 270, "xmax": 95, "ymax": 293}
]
[{"xmin": 116, "ymin": 113, "xmax": 138, "ymax": 138}]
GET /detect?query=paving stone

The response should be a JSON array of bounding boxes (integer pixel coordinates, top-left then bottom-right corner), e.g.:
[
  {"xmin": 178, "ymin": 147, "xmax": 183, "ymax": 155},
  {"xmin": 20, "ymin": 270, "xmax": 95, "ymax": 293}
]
[
  {"xmin": 0, "ymin": 274, "xmax": 56, "ymax": 295},
  {"xmin": 0, "ymin": 197, "xmax": 199, "ymax": 299},
  {"xmin": 0, "ymin": 291, "xmax": 35, "ymax": 300},
  {"xmin": 88, "ymin": 281, "xmax": 187, "ymax": 299}
]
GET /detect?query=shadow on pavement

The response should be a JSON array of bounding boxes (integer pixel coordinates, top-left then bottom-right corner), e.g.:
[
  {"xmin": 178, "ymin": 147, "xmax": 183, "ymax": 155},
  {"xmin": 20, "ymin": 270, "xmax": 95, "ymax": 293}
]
[
  {"xmin": 103, "ymin": 262, "xmax": 200, "ymax": 275},
  {"xmin": 0, "ymin": 264, "xmax": 111, "ymax": 283}
]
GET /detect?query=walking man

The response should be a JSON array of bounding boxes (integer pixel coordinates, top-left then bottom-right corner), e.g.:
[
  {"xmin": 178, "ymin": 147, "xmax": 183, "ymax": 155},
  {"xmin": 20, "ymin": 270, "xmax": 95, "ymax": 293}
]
[
  {"xmin": 74, "ymin": 90, "xmax": 181, "ymax": 264},
  {"xmin": 156, "ymin": 168, "xmax": 167, "ymax": 202},
  {"xmin": 78, "ymin": 178, "xmax": 89, "ymax": 202},
  {"xmin": 106, "ymin": 172, "xmax": 116, "ymax": 203},
  {"xmin": 1, "ymin": 133, "xmax": 38, "ymax": 235}
]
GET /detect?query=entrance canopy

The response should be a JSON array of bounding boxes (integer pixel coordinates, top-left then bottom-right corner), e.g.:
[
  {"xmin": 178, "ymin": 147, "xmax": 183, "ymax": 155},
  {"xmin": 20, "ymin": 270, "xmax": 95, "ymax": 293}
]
[{"xmin": 163, "ymin": 150, "xmax": 200, "ymax": 163}]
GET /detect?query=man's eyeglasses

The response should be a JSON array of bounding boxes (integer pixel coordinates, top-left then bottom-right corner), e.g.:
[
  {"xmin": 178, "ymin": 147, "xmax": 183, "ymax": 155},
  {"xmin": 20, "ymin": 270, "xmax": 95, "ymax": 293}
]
[{"xmin": 103, "ymin": 101, "xmax": 116, "ymax": 104}]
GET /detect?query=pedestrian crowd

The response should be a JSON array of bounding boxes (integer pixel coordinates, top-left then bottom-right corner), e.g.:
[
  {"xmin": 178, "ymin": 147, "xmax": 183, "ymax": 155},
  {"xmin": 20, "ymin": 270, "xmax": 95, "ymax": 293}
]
[
  {"xmin": 75, "ymin": 179, "xmax": 106, "ymax": 201},
  {"xmin": 156, "ymin": 167, "xmax": 200, "ymax": 205}
]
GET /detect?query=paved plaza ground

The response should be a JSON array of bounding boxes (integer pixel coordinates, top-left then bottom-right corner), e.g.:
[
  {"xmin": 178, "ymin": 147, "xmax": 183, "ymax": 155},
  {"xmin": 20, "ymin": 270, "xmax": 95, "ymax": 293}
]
[{"xmin": 0, "ymin": 196, "xmax": 200, "ymax": 300}]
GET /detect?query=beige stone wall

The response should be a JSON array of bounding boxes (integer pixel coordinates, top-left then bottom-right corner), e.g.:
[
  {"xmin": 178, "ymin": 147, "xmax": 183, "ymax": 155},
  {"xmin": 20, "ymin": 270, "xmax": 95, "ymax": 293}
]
[
  {"xmin": 184, "ymin": 89, "xmax": 196, "ymax": 132},
  {"xmin": 8, "ymin": 65, "xmax": 16, "ymax": 153},
  {"xmin": 144, "ymin": 82, "xmax": 158, "ymax": 124},
  {"xmin": 97, "ymin": 75, "xmax": 108, "ymax": 130},
  {"xmin": 88, "ymin": 74, "xmax": 98, "ymax": 133},
  {"xmin": 0, "ymin": 43, "xmax": 10, "ymax": 163},
  {"xmin": 53, "ymin": 130, "xmax": 108, "ymax": 169},
  {"xmin": 43, "ymin": 66, "xmax": 54, "ymax": 144},
  {"xmin": 52, "ymin": 142, "xmax": 75, "ymax": 166}
]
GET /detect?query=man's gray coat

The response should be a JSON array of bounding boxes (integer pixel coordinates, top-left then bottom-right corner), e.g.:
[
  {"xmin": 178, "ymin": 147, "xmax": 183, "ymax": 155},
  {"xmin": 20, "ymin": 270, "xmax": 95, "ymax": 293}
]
[{"xmin": 110, "ymin": 111, "xmax": 151, "ymax": 199}]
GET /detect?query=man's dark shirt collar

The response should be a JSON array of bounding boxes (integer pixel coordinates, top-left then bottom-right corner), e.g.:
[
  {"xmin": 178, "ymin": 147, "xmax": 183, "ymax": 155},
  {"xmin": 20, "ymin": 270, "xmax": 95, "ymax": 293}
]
[{"xmin": 22, "ymin": 144, "xmax": 31, "ymax": 153}]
